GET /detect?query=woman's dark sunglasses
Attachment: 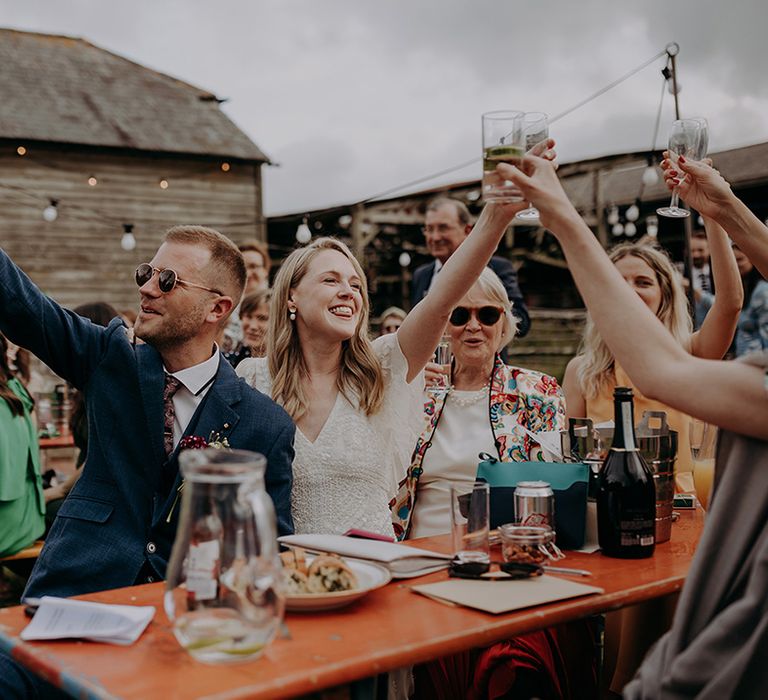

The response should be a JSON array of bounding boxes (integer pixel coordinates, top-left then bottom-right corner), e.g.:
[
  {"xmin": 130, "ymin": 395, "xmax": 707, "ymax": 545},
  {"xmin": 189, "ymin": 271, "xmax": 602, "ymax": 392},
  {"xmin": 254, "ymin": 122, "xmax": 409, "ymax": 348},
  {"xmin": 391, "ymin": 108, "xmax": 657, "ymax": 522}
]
[
  {"xmin": 448, "ymin": 306, "xmax": 504, "ymax": 327},
  {"xmin": 135, "ymin": 263, "xmax": 222, "ymax": 296},
  {"xmin": 449, "ymin": 557, "xmax": 542, "ymax": 580}
]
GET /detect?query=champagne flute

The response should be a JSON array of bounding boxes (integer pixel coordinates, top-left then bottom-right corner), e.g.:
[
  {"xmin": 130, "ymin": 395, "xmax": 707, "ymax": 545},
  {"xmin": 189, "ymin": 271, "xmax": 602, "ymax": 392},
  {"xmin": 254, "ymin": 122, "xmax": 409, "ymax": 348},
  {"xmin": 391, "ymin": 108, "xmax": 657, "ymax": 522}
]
[
  {"xmin": 689, "ymin": 419, "xmax": 717, "ymax": 510},
  {"xmin": 430, "ymin": 335, "xmax": 452, "ymax": 397},
  {"xmin": 657, "ymin": 119, "xmax": 704, "ymax": 218},
  {"xmin": 516, "ymin": 112, "xmax": 550, "ymax": 221}
]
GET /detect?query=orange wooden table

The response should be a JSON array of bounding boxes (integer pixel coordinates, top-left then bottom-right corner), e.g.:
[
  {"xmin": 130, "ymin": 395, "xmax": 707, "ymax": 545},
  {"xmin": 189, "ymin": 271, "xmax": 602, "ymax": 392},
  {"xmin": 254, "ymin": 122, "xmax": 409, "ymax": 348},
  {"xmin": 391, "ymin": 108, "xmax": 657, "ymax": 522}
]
[
  {"xmin": 38, "ymin": 435, "xmax": 75, "ymax": 449},
  {"xmin": 0, "ymin": 510, "xmax": 703, "ymax": 700}
]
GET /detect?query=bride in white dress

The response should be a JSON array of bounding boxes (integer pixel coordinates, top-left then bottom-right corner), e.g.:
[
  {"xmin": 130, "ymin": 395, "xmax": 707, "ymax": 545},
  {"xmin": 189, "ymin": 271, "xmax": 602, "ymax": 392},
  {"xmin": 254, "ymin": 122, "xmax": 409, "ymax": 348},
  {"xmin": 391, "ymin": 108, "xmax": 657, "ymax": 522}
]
[{"xmin": 237, "ymin": 200, "xmax": 532, "ymax": 537}]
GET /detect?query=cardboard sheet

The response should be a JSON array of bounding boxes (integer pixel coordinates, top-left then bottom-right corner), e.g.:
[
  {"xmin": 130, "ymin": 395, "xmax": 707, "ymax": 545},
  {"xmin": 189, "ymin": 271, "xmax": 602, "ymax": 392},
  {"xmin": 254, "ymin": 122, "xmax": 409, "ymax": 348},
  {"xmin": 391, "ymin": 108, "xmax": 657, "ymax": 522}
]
[{"xmin": 411, "ymin": 574, "xmax": 603, "ymax": 614}]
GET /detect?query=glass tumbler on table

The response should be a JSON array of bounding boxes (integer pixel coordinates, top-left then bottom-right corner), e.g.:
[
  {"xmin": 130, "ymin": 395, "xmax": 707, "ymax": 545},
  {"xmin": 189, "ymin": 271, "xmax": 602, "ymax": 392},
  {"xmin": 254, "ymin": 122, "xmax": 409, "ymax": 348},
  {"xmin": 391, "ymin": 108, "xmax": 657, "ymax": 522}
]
[
  {"xmin": 164, "ymin": 448, "xmax": 284, "ymax": 663},
  {"xmin": 482, "ymin": 110, "xmax": 526, "ymax": 202},
  {"xmin": 450, "ymin": 481, "xmax": 490, "ymax": 567}
]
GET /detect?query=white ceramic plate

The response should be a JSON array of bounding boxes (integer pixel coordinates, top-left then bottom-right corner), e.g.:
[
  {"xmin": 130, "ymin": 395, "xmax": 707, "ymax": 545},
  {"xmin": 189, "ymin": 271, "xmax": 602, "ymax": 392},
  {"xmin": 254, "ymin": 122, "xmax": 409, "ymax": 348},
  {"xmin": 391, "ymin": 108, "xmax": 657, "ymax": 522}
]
[{"xmin": 285, "ymin": 557, "xmax": 392, "ymax": 612}]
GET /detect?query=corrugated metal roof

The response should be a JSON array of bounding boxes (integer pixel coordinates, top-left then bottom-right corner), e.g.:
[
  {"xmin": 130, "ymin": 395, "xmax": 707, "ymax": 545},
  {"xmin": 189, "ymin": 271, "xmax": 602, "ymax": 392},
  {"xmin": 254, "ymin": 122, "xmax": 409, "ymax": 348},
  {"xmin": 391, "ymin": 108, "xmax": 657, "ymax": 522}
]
[{"xmin": 0, "ymin": 28, "xmax": 268, "ymax": 161}]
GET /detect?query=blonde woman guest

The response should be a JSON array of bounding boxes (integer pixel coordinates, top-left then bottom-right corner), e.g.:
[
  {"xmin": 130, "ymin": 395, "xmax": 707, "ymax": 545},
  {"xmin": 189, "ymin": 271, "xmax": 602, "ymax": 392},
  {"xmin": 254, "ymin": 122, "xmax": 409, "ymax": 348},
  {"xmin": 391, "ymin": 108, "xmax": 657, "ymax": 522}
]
[
  {"xmin": 237, "ymin": 198, "xmax": 533, "ymax": 537},
  {"xmin": 502, "ymin": 153, "xmax": 768, "ymax": 699},
  {"xmin": 378, "ymin": 306, "xmax": 406, "ymax": 336},
  {"xmin": 563, "ymin": 229, "xmax": 742, "ymax": 493}
]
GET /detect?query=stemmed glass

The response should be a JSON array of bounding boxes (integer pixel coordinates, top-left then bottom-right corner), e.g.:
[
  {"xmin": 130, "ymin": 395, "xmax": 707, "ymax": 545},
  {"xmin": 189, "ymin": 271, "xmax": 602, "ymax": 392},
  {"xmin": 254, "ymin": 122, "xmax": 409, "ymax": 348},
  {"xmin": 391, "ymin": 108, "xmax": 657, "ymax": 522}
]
[
  {"xmin": 516, "ymin": 112, "xmax": 550, "ymax": 221},
  {"xmin": 430, "ymin": 334, "xmax": 453, "ymax": 397},
  {"xmin": 657, "ymin": 118, "xmax": 708, "ymax": 218}
]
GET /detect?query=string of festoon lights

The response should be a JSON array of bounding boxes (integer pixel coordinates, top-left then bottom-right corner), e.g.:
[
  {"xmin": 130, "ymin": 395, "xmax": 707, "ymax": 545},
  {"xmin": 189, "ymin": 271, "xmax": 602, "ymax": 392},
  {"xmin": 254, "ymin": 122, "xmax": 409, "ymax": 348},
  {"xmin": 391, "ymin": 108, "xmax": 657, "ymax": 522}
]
[
  {"xmin": 2, "ymin": 149, "xmax": 243, "ymax": 251},
  {"xmin": 292, "ymin": 43, "xmax": 680, "ymax": 246}
]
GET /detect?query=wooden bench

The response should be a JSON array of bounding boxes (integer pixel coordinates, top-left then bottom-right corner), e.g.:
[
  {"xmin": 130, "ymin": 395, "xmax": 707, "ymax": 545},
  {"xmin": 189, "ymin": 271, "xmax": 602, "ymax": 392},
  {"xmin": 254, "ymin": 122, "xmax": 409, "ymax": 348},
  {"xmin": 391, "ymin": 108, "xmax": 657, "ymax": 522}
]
[{"xmin": 0, "ymin": 541, "xmax": 44, "ymax": 564}]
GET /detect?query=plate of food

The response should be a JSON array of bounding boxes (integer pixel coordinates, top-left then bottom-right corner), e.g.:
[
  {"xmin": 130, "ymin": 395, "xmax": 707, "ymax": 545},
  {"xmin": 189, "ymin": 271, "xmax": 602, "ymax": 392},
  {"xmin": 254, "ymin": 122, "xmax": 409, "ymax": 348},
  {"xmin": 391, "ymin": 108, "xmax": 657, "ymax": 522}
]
[{"xmin": 281, "ymin": 548, "xmax": 391, "ymax": 612}]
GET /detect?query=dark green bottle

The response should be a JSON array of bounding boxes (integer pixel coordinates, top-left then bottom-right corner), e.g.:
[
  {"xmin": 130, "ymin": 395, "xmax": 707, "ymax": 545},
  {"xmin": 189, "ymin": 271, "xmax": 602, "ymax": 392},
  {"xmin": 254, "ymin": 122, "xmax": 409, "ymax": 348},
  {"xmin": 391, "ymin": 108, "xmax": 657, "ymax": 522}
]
[{"xmin": 597, "ymin": 387, "xmax": 656, "ymax": 558}]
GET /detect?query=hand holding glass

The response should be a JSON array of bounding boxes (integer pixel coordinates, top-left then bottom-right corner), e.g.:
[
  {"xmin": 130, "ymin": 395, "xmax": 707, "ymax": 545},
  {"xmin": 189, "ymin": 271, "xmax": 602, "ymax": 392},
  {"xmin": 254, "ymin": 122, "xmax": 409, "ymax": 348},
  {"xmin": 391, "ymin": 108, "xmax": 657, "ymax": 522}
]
[
  {"xmin": 516, "ymin": 112, "xmax": 550, "ymax": 221},
  {"xmin": 482, "ymin": 110, "xmax": 526, "ymax": 202},
  {"xmin": 429, "ymin": 335, "xmax": 452, "ymax": 396},
  {"xmin": 657, "ymin": 118, "xmax": 708, "ymax": 218}
]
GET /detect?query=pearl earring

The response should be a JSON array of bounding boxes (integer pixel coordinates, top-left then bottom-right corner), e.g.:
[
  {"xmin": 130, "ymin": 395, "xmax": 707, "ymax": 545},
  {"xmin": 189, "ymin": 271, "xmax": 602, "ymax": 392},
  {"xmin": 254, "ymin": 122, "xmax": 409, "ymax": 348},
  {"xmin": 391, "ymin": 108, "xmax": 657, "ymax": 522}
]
[{"xmin": 289, "ymin": 308, "xmax": 296, "ymax": 321}]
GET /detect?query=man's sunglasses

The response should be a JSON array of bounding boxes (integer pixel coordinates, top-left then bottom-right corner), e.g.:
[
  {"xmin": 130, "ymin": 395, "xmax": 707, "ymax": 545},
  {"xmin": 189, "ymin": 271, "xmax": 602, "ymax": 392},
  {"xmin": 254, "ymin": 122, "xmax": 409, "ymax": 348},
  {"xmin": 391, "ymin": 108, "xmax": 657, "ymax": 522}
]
[
  {"xmin": 448, "ymin": 306, "xmax": 504, "ymax": 327},
  {"xmin": 449, "ymin": 557, "xmax": 543, "ymax": 580},
  {"xmin": 135, "ymin": 263, "xmax": 222, "ymax": 296}
]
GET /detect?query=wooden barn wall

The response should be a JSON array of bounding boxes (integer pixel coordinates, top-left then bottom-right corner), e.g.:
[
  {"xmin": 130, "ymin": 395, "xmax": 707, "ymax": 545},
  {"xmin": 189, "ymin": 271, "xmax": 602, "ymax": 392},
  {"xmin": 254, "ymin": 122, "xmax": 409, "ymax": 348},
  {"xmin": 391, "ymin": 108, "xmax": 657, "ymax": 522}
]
[{"xmin": 0, "ymin": 146, "xmax": 263, "ymax": 312}]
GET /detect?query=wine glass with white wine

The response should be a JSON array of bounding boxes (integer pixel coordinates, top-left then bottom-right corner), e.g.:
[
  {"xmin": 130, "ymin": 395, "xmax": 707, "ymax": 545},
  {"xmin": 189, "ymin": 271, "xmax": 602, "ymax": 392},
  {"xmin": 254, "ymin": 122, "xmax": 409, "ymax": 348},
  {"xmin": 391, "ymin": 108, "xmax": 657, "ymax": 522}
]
[
  {"xmin": 657, "ymin": 118, "xmax": 706, "ymax": 218},
  {"xmin": 516, "ymin": 112, "xmax": 550, "ymax": 221}
]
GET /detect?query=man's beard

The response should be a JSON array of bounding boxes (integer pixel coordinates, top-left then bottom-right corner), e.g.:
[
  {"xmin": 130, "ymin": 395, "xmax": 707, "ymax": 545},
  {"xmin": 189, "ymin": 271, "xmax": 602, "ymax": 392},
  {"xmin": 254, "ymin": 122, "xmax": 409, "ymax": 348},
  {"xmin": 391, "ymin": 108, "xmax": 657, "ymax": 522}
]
[{"xmin": 135, "ymin": 305, "xmax": 207, "ymax": 350}]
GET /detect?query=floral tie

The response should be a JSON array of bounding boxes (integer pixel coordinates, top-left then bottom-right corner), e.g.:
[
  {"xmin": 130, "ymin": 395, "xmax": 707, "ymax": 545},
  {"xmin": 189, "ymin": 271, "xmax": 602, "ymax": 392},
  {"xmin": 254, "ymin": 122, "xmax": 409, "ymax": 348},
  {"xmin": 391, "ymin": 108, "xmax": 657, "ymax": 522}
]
[{"xmin": 163, "ymin": 375, "xmax": 182, "ymax": 457}]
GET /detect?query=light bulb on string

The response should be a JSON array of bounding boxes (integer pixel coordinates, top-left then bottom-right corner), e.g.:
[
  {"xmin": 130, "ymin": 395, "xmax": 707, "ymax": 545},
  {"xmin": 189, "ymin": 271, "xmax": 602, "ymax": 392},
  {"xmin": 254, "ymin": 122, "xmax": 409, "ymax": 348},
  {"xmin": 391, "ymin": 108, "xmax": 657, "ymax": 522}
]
[
  {"xmin": 87, "ymin": 175, "xmax": 98, "ymax": 187},
  {"xmin": 221, "ymin": 162, "xmax": 231, "ymax": 172},
  {"xmin": 42, "ymin": 199, "xmax": 59, "ymax": 222},
  {"xmin": 295, "ymin": 218, "xmax": 312, "ymax": 244},
  {"xmin": 607, "ymin": 206, "xmax": 619, "ymax": 226},
  {"xmin": 625, "ymin": 222, "xmax": 637, "ymax": 237},
  {"xmin": 642, "ymin": 165, "xmax": 659, "ymax": 186},
  {"xmin": 612, "ymin": 222, "xmax": 624, "ymax": 237},
  {"xmin": 625, "ymin": 203, "xmax": 640, "ymax": 222},
  {"xmin": 398, "ymin": 252, "xmax": 411, "ymax": 268},
  {"xmin": 646, "ymin": 215, "xmax": 659, "ymax": 238},
  {"xmin": 159, "ymin": 178, "xmax": 169, "ymax": 190},
  {"xmin": 16, "ymin": 146, "xmax": 26, "ymax": 156},
  {"xmin": 121, "ymin": 224, "xmax": 137, "ymax": 252}
]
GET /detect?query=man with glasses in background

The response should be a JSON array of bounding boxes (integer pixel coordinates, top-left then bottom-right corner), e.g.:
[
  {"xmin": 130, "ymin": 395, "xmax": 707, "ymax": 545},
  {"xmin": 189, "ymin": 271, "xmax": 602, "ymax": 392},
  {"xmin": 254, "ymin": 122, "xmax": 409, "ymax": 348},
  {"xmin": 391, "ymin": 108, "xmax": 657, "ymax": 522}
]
[
  {"xmin": 0, "ymin": 225, "xmax": 295, "ymax": 697},
  {"xmin": 411, "ymin": 197, "xmax": 530, "ymax": 337}
]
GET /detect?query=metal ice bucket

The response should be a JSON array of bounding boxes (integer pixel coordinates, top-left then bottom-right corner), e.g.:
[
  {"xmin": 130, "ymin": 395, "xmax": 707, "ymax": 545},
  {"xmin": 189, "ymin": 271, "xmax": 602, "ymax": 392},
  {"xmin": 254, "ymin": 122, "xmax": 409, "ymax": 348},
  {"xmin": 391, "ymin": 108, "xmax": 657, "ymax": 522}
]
[{"xmin": 636, "ymin": 412, "xmax": 678, "ymax": 544}]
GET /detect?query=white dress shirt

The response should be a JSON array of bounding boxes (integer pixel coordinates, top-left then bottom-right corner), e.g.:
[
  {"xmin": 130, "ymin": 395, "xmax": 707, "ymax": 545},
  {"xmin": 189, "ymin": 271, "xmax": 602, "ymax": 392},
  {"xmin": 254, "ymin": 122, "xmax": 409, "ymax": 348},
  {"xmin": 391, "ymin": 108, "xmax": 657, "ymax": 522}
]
[
  {"xmin": 426, "ymin": 259, "xmax": 443, "ymax": 294},
  {"xmin": 164, "ymin": 346, "xmax": 220, "ymax": 449}
]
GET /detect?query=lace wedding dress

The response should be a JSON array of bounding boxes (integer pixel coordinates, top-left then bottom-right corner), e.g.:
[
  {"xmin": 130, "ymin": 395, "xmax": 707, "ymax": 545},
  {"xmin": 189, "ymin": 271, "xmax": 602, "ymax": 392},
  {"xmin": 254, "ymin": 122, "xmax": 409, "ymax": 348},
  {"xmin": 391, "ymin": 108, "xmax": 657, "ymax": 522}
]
[{"xmin": 237, "ymin": 333, "xmax": 425, "ymax": 537}]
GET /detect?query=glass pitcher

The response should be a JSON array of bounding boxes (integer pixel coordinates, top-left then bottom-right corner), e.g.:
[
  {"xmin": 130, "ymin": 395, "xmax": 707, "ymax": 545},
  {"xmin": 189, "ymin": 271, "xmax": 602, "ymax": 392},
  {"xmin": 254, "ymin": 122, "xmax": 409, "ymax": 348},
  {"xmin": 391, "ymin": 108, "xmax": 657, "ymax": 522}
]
[{"xmin": 164, "ymin": 448, "xmax": 284, "ymax": 663}]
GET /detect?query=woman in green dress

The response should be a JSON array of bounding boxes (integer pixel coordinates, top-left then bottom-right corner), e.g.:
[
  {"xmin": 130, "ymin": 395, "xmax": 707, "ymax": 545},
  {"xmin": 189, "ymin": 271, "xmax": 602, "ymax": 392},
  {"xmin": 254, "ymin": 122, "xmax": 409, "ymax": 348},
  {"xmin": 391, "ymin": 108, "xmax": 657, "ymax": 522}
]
[{"xmin": 0, "ymin": 332, "xmax": 44, "ymax": 558}]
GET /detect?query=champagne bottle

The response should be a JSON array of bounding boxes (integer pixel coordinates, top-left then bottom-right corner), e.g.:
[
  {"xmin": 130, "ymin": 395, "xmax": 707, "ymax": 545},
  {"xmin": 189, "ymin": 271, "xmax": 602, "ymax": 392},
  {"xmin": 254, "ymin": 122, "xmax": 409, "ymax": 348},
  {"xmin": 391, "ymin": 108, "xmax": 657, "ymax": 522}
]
[{"xmin": 597, "ymin": 387, "xmax": 656, "ymax": 558}]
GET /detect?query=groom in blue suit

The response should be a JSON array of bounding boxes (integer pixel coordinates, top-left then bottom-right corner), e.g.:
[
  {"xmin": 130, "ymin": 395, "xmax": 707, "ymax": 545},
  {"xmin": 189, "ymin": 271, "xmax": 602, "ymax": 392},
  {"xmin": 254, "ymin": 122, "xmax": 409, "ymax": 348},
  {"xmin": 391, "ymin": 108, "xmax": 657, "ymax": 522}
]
[
  {"xmin": 0, "ymin": 226, "xmax": 295, "ymax": 697},
  {"xmin": 0, "ymin": 225, "xmax": 294, "ymax": 599}
]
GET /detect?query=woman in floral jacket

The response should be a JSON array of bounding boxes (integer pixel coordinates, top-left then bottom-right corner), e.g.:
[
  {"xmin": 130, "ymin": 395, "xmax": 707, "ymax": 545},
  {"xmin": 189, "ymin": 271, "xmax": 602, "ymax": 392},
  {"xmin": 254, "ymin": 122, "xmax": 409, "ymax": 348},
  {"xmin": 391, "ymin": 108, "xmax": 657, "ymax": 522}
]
[
  {"xmin": 391, "ymin": 267, "xmax": 565, "ymax": 541},
  {"xmin": 390, "ymin": 268, "xmax": 595, "ymax": 699}
]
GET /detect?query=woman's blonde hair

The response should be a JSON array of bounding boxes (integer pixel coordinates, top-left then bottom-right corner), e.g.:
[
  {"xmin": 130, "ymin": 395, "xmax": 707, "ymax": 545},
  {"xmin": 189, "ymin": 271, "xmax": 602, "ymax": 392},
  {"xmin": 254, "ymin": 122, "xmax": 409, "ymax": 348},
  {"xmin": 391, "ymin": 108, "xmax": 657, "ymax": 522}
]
[
  {"xmin": 268, "ymin": 237, "xmax": 385, "ymax": 420},
  {"xmin": 576, "ymin": 242, "xmax": 692, "ymax": 399},
  {"xmin": 462, "ymin": 267, "xmax": 519, "ymax": 351}
]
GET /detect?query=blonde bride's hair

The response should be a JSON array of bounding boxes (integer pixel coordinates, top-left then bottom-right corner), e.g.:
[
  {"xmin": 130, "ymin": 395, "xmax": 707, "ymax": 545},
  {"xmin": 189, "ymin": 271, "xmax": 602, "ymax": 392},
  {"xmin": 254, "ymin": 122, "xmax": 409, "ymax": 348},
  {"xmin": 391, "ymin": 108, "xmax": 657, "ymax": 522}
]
[
  {"xmin": 268, "ymin": 237, "xmax": 385, "ymax": 420},
  {"xmin": 576, "ymin": 242, "xmax": 692, "ymax": 399}
]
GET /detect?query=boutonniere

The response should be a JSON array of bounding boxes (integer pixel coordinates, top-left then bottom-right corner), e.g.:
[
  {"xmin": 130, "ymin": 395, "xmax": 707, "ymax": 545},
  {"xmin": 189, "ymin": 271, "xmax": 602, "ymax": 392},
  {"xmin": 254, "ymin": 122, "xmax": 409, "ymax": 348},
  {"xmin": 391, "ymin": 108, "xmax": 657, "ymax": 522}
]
[{"xmin": 166, "ymin": 430, "xmax": 231, "ymax": 523}]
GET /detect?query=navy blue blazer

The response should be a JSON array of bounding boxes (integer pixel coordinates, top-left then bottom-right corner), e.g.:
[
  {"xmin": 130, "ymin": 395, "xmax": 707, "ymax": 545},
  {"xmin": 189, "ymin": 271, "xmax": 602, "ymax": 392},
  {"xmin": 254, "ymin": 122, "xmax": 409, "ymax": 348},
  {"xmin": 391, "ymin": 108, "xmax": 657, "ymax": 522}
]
[
  {"xmin": 410, "ymin": 256, "xmax": 531, "ymax": 337},
  {"xmin": 0, "ymin": 249, "xmax": 295, "ymax": 598}
]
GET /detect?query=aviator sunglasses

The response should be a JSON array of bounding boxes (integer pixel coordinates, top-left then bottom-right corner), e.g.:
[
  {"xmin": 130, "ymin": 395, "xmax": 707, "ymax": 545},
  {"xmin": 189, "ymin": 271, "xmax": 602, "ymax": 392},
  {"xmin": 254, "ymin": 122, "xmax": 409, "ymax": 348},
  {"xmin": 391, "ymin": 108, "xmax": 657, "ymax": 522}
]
[
  {"xmin": 448, "ymin": 305, "xmax": 504, "ymax": 327},
  {"xmin": 135, "ymin": 263, "xmax": 222, "ymax": 295}
]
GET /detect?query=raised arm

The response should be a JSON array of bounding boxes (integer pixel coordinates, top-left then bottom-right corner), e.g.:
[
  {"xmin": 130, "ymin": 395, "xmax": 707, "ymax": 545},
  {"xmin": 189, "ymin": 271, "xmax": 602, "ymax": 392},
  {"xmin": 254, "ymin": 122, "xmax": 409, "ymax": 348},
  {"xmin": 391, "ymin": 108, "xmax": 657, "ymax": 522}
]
[
  {"xmin": 664, "ymin": 156, "xmax": 768, "ymax": 278},
  {"xmin": 689, "ymin": 217, "xmax": 743, "ymax": 359},
  {"xmin": 0, "ymin": 248, "xmax": 112, "ymax": 389},
  {"xmin": 503, "ymin": 157, "xmax": 768, "ymax": 440},
  {"xmin": 396, "ymin": 201, "xmax": 523, "ymax": 380}
]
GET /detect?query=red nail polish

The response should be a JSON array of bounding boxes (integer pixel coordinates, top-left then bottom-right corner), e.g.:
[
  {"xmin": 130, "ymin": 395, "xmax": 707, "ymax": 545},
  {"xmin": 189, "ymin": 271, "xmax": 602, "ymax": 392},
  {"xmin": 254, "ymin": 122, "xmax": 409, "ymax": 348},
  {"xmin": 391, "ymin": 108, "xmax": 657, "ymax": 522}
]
[{"xmin": 679, "ymin": 155, "xmax": 686, "ymax": 164}]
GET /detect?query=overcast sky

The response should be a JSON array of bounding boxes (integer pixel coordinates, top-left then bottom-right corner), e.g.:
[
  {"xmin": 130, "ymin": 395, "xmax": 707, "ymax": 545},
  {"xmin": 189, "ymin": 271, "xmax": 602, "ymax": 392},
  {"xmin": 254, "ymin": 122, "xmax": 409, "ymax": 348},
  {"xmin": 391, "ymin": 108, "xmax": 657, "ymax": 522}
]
[{"xmin": 3, "ymin": 1, "xmax": 767, "ymax": 215}]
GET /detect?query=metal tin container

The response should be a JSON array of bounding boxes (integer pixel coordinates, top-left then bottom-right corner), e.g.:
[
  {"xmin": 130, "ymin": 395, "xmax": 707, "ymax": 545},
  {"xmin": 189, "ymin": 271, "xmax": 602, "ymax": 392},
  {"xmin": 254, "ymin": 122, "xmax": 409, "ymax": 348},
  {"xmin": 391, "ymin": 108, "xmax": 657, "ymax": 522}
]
[{"xmin": 514, "ymin": 481, "xmax": 555, "ymax": 531}]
